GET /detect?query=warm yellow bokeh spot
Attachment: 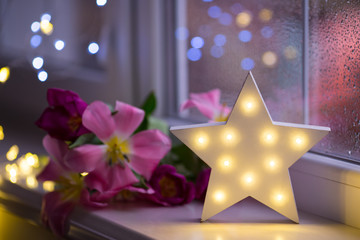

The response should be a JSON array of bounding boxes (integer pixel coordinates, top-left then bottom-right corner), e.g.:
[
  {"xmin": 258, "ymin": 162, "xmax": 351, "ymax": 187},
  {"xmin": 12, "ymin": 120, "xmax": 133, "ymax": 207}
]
[
  {"xmin": 6, "ymin": 145, "xmax": 19, "ymax": 161},
  {"xmin": 26, "ymin": 176, "xmax": 38, "ymax": 189},
  {"xmin": 18, "ymin": 157, "xmax": 32, "ymax": 175},
  {"xmin": 284, "ymin": 46, "xmax": 297, "ymax": 60},
  {"xmin": 259, "ymin": 9, "xmax": 273, "ymax": 22},
  {"xmin": 80, "ymin": 172, "xmax": 89, "ymax": 177},
  {"xmin": 40, "ymin": 20, "xmax": 53, "ymax": 35},
  {"xmin": 262, "ymin": 51, "xmax": 277, "ymax": 67},
  {"xmin": 236, "ymin": 12, "xmax": 252, "ymax": 28},
  {"xmin": 25, "ymin": 153, "xmax": 39, "ymax": 168},
  {"xmin": 0, "ymin": 66, "xmax": 10, "ymax": 83},
  {"xmin": 43, "ymin": 181, "xmax": 55, "ymax": 192},
  {"xmin": 0, "ymin": 125, "xmax": 4, "ymax": 140}
]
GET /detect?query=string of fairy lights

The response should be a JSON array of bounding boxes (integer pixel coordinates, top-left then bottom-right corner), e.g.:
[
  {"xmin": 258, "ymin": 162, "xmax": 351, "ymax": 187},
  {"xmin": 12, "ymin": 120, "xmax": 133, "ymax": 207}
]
[{"xmin": 0, "ymin": 0, "xmax": 107, "ymax": 84}]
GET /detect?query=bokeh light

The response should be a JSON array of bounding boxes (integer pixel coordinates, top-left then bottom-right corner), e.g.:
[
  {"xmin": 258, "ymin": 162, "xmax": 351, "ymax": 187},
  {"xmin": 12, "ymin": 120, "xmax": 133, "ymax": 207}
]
[
  {"xmin": 208, "ymin": 6, "xmax": 222, "ymax": 19},
  {"xmin": 0, "ymin": 125, "xmax": 4, "ymax": 140},
  {"xmin": 40, "ymin": 20, "xmax": 53, "ymax": 35},
  {"xmin": 284, "ymin": 46, "xmax": 297, "ymax": 59},
  {"xmin": 41, "ymin": 13, "xmax": 52, "ymax": 22},
  {"xmin": 236, "ymin": 11, "xmax": 252, "ymax": 28},
  {"xmin": 203, "ymin": 0, "xmax": 213, "ymax": 2},
  {"xmin": 30, "ymin": 35, "xmax": 42, "ymax": 48},
  {"xmin": 218, "ymin": 12, "xmax": 233, "ymax": 26},
  {"xmin": 241, "ymin": 58, "xmax": 255, "ymax": 70},
  {"xmin": 238, "ymin": 30, "xmax": 252, "ymax": 42},
  {"xmin": 32, "ymin": 57, "xmax": 44, "ymax": 70},
  {"xmin": 175, "ymin": 27, "xmax": 189, "ymax": 40},
  {"xmin": 187, "ymin": 48, "xmax": 202, "ymax": 61},
  {"xmin": 38, "ymin": 70, "xmax": 48, "ymax": 82},
  {"xmin": 6, "ymin": 145, "xmax": 19, "ymax": 161},
  {"xmin": 259, "ymin": 9, "xmax": 273, "ymax": 22},
  {"xmin": 262, "ymin": 51, "xmax": 277, "ymax": 67},
  {"xmin": 54, "ymin": 40, "xmax": 65, "ymax": 51},
  {"xmin": 96, "ymin": 0, "xmax": 107, "ymax": 6},
  {"xmin": 191, "ymin": 36, "xmax": 205, "ymax": 48},
  {"xmin": 26, "ymin": 176, "xmax": 38, "ymax": 189},
  {"xmin": 31, "ymin": 21, "xmax": 40, "ymax": 33},
  {"xmin": 261, "ymin": 26, "xmax": 273, "ymax": 39},
  {"xmin": 214, "ymin": 34, "xmax": 226, "ymax": 46},
  {"xmin": 0, "ymin": 66, "xmax": 10, "ymax": 83},
  {"xmin": 88, "ymin": 42, "xmax": 100, "ymax": 54},
  {"xmin": 43, "ymin": 181, "xmax": 55, "ymax": 192},
  {"xmin": 210, "ymin": 45, "xmax": 224, "ymax": 58}
]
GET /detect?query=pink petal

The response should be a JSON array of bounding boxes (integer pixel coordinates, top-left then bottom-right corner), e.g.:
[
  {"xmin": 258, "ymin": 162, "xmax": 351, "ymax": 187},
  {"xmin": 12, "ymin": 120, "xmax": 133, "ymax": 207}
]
[
  {"xmin": 180, "ymin": 89, "xmax": 222, "ymax": 120},
  {"xmin": 113, "ymin": 101, "xmax": 145, "ymax": 140},
  {"xmin": 37, "ymin": 159, "xmax": 64, "ymax": 182},
  {"xmin": 79, "ymin": 189, "xmax": 109, "ymax": 208},
  {"xmin": 65, "ymin": 144, "xmax": 106, "ymax": 173},
  {"xmin": 85, "ymin": 163, "xmax": 138, "ymax": 193},
  {"xmin": 43, "ymin": 135, "xmax": 68, "ymax": 167},
  {"xmin": 41, "ymin": 191, "xmax": 75, "ymax": 237},
  {"xmin": 190, "ymin": 88, "xmax": 220, "ymax": 107},
  {"xmin": 82, "ymin": 101, "xmax": 116, "ymax": 142},
  {"xmin": 129, "ymin": 129, "xmax": 171, "ymax": 159},
  {"xmin": 109, "ymin": 164, "xmax": 138, "ymax": 191},
  {"xmin": 127, "ymin": 155, "xmax": 160, "ymax": 180}
]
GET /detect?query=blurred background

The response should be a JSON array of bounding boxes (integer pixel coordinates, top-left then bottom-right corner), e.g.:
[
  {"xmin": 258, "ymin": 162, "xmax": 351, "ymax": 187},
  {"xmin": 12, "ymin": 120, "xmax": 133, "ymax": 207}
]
[{"xmin": 1, "ymin": 0, "xmax": 360, "ymax": 163}]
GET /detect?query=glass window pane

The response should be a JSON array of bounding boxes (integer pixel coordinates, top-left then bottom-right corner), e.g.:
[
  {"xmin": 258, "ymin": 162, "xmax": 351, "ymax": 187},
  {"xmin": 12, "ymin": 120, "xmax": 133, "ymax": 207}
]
[
  {"xmin": 180, "ymin": 0, "xmax": 304, "ymax": 123},
  {"xmin": 309, "ymin": 0, "xmax": 360, "ymax": 161}
]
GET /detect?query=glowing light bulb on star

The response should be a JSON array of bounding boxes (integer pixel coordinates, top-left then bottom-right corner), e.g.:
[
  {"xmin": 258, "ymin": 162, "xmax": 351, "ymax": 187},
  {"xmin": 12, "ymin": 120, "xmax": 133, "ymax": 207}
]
[
  {"xmin": 241, "ymin": 97, "xmax": 257, "ymax": 115},
  {"xmin": 261, "ymin": 129, "xmax": 277, "ymax": 145},
  {"xmin": 213, "ymin": 190, "xmax": 226, "ymax": 203}
]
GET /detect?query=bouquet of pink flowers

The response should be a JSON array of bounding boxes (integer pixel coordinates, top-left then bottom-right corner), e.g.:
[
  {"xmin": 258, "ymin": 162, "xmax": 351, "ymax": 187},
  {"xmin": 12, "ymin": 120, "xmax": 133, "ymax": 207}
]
[{"xmin": 35, "ymin": 88, "xmax": 229, "ymax": 236}]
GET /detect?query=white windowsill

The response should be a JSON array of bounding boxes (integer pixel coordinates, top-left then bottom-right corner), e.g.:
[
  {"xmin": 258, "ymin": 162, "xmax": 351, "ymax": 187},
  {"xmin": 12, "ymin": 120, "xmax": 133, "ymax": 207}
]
[{"xmin": 290, "ymin": 152, "xmax": 360, "ymax": 229}]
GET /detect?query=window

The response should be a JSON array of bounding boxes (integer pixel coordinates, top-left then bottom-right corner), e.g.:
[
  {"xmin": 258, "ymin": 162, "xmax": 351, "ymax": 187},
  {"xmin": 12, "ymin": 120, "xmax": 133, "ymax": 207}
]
[{"xmin": 174, "ymin": 0, "xmax": 360, "ymax": 163}]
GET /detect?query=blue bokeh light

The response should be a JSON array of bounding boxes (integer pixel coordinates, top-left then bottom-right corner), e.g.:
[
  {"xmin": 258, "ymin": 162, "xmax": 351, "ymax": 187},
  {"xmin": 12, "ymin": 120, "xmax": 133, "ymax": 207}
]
[
  {"xmin": 261, "ymin": 26, "xmax": 274, "ymax": 39},
  {"xmin": 241, "ymin": 58, "xmax": 255, "ymax": 70},
  {"xmin": 208, "ymin": 6, "xmax": 222, "ymax": 19},
  {"xmin": 210, "ymin": 46, "xmax": 224, "ymax": 58},
  {"xmin": 202, "ymin": 0, "xmax": 213, "ymax": 2},
  {"xmin": 214, "ymin": 34, "xmax": 226, "ymax": 46},
  {"xmin": 187, "ymin": 48, "xmax": 202, "ymax": 61},
  {"xmin": 238, "ymin": 30, "xmax": 252, "ymax": 42},
  {"xmin": 175, "ymin": 27, "xmax": 189, "ymax": 40},
  {"xmin": 30, "ymin": 35, "xmax": 42, "ymax": 48},
  {"xmin": 191, "ymin": 37, "xmax": 205, "ymax": 48},
  {"xmin": 218, "ymin": 12, "xmax": 232, "ymax": 26}
]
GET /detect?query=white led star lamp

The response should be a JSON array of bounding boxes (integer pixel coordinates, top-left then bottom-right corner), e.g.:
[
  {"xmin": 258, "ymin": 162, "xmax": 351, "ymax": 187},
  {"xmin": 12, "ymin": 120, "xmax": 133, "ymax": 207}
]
[{"xmin": 170, "ymin": 72, "xmax": 330, "ymax": 223}]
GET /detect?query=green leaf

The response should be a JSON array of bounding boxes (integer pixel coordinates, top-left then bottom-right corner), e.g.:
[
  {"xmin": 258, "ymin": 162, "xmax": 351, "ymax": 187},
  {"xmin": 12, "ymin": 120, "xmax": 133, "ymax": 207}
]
[
  {"xmin": 141, "ymin": 91, "xmax": 157, "ymax": 116},
  {"xmin": 148, "ymin": 116, "xmax": 169, "ymax": 135},
  {"xmin": 69, "ymin": 133, "xmax": 102, "ymax": 149}
]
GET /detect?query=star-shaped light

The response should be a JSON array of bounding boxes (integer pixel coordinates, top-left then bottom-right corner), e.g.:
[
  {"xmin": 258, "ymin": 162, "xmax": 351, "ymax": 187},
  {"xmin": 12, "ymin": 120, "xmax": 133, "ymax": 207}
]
[{"xmin": 170, "ymin": 72, "xmax": 330, "ymax": 223}]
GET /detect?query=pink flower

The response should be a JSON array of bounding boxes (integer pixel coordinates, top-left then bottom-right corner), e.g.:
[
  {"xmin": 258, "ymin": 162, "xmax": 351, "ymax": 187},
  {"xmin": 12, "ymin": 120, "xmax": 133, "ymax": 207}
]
[
  {"xmin": 65, "ymin": 101, "xmax": 171, "ymax": 193},
  {"xmin": 180, "ymin": 89, "xmax": 231, "ymax": 122},
  {"xmin": 195, "ymin": 168, "xmax": 211, "ymax": 201},
  {"xmin": 37, "ymin": 135, "xmax": 109, "ymax": 236},
  {"xmin": 145, "ymin": 164, "xmax": 195, "ymax": 206},
  {"xmin": 35, "ymin": 88, "xmax": 90, "ymax": 141}
]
